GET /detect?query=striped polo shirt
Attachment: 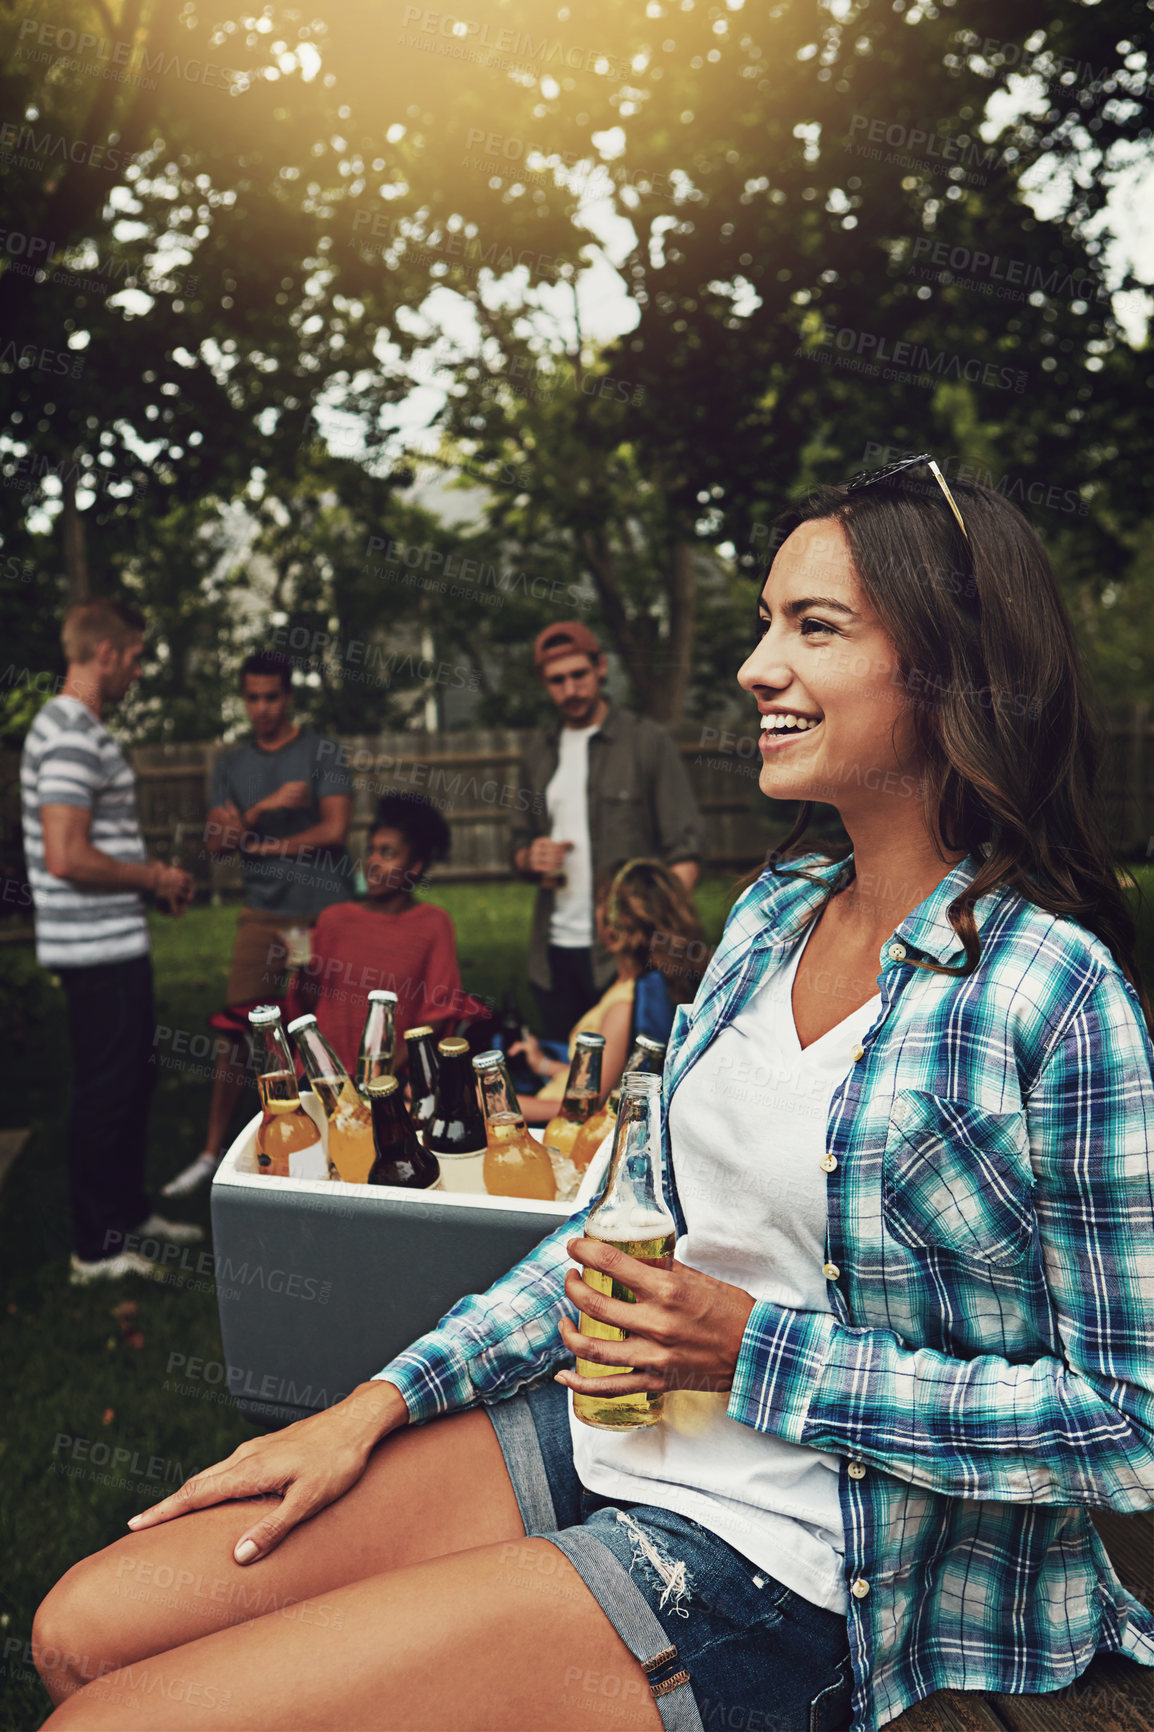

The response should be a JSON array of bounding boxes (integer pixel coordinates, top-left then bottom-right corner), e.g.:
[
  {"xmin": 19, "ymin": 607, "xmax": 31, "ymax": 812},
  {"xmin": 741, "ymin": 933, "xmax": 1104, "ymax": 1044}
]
[{"xmin": 20, "ymin": 695, "xmax": 150, "ymax": 969}]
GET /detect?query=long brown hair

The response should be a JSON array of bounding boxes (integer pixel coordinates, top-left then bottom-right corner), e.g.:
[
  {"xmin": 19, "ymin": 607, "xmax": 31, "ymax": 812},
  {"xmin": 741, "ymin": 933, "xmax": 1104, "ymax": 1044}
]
[
  {"xmin": 763, "ymin": 473, "xmax": 1151, "ymax": 1029},
  {"xmin": 598, "ymin": 859, "xmax": 710, "ymax": 1005}
]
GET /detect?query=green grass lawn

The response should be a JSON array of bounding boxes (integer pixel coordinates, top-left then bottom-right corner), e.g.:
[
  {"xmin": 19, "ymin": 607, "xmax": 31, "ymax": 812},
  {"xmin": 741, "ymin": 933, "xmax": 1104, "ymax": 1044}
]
[{"xmin": 0, "ymin": 868, "xmax": 1150, "ymax": 1729}]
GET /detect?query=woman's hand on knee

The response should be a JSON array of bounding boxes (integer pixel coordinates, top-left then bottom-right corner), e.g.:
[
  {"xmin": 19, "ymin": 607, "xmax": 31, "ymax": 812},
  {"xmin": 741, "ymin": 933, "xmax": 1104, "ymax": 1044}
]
[{"xmin": 124, "ymin": 1380, "xmax": 409, "ymax": 1564}]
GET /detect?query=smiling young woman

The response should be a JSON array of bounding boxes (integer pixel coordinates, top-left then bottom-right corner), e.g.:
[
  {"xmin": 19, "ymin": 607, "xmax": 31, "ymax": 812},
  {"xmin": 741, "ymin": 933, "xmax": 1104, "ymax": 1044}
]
[{"xmin": 31, "ymin": 467, "xmax": 1154, "ymax": 1732}]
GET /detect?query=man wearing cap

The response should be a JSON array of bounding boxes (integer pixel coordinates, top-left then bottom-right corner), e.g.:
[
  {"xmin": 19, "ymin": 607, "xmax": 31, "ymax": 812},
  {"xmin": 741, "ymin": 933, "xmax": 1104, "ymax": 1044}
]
[{"xmin": 510, "ymin": 622, "xmax": 703, "ymax": 1042}]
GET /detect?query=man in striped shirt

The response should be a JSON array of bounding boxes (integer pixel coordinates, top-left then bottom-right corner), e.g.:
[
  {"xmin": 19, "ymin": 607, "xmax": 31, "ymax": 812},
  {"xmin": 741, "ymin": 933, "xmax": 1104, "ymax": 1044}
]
[{"xmin": 20, "ymin": 599, "xmax": 203, "ymax": 1283}]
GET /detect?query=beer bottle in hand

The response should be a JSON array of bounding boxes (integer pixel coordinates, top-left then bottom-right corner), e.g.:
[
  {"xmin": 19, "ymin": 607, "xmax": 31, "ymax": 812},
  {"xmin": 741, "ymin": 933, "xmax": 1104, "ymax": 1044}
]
[
  {"xmin": 403, "ymin": 1024, "xmax": 440, "ymax": 1138},
  {"xmin": 572, "ymin": 1072, "xmax": 676, "ymax": 1432},
  {"xmin": 248, "ymin": 1005, "xmax": 328, "ymax": 1180},
  {"xmin": 425, "ymin": 1037, "xmax": 488, "ymax": 1192},
  {"xmin": 365, "ymin": 1077, "xmax": 440, "ymax": 1189},
  {"xmin": 287, "ymin": 1014, "xmax": 375, "ymax": 1184},
  {"xmin": 571, "ymin": 1034, "xmax": 666, "ymax": 1172},
  {"xmin": 357, "ymin": 989, "xmax": 397, "ymax": 1092},
  {"xmin": 473, "ymin": 1050, "xmax": 557, "ymax": 1201},
  {"xmin": 543, "ymin": 1032, "xmax": 605, "ymax": 1161}
]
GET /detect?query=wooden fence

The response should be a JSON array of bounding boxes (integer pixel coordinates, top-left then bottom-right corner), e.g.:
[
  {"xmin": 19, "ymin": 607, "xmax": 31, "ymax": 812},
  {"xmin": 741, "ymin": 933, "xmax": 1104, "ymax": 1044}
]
[{"xmin": 2, "ymin": 706, "xmax": 1151, "ymax": 912}]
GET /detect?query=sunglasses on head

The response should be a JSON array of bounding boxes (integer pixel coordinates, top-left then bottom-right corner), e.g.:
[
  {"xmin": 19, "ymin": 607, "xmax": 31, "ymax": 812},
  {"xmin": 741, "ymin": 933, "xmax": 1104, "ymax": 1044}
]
[{"xmin": 842, "ymin": 452, "xmax": 968, "ymax": 543}]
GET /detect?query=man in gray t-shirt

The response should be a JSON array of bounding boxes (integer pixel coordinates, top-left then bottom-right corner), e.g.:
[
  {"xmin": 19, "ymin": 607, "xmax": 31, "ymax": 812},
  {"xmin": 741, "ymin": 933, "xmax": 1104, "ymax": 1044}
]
[{"xmin": 164, "ymin": 652, "xmax": 352, "ymax": 1195}]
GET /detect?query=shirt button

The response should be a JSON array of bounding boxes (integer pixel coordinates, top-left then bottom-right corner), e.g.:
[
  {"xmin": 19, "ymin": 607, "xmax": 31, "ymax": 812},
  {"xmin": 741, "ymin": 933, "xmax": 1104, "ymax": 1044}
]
[
  {"xmin": 851, "ymin": 1045, "xmax": 865, "ymax": 1063},
  {"xmin": 851, "ymin": 1578, "xmax": 870, "ymax": 1600},
  {"xmin": 819, "ymin": 1154, "xmax": 838, "ymax": 1173},
  {"xmin": 887, "ymin": 943, "xmax": 907, "ymax": 962},
  {"xmin": 822, "ymin": 1261, "xmax": 840, "ymax": 1280},
  {"xmin": 848, "ymin": 1461, "xmax": 866, "ymax": 1480}
]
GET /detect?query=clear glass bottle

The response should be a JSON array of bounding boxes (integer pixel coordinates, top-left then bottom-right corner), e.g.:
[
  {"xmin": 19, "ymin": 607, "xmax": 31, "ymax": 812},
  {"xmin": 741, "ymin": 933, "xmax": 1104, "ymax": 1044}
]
[
  {"xmin": 287, "ymin": 1013, "xmax": 375, "ymax": 1184},
  {"xmin": 543, "ymin": 1032, "xmax": 605, "ymax": 1162},
  {"xmin": 572, "ymin": 1072, "xmax": 676, "ymax": 1432},
  {"xmin": 424, "ymin": 1036, "xmax": 488, "ymax": 1192},
  {"xmin": 473, "ymin": 1050, "xmax": 557, "ymax": 1201},
  {"xmin": 365, "ymin": 1077, "xmax": 441, "ymax": 1190},
  {"xmin": 403, "ymin": 1024, "xmax": 440, "ymax": 1139},
  {"xmin": 248, "ymin": 1005, "xmax": 328, "ymax": 1180},
  {"xmin": 357, "ymin": 989, "xmax": 397, "ymax": 1093},
  {"xmin": 570, "ymin": 1034, "xmax": 666, "ymax": 1172}
]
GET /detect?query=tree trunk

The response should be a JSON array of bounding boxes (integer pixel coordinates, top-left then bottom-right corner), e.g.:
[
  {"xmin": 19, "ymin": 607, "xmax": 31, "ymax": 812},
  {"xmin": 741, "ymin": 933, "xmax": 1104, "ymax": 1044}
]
[
  {"xmin": 648, "ymin": 538, "xmax": 696, "ymax": 726},
  {"xmin": 61, "ymin": 467, "xmax": 91, "ymax": 604}
]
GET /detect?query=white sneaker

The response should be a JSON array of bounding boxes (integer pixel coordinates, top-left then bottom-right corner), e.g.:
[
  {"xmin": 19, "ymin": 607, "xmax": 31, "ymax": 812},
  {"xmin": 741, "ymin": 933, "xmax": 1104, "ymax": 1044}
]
[
  {"xmin": 135, "ymin": 1214, "xmax": 205, "ymax": 1245},
  {"xmin": 70, "ymin": 1251, "xmax": 162, "ymax": 1286},
  {"xmin": 160, "ymin": 1153, "xmax": 219, "ymax": 1198}
]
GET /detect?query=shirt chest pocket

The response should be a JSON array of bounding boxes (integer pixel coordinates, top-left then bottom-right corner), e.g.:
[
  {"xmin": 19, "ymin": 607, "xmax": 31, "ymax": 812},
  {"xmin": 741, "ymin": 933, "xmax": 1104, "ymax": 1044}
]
[{"xmin": 883, "ymin": 1090, "xmax": 1035, "ymax": 1267}]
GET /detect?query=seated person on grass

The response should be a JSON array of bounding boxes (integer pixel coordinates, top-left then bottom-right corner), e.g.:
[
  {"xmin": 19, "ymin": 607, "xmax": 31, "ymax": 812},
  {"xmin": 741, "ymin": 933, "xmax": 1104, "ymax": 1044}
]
[
  {"xmin": 513, "ymin": 858, "xmax": 709, "ymax": 1125},
  {"xmin": 286, "ymin": 794, "xmax": 489, "ymax": 1076}
]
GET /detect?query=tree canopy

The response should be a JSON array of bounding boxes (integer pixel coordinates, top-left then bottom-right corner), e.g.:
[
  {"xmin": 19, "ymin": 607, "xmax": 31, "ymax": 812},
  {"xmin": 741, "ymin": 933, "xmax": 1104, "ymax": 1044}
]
[{"xmin": 1, "ymin": 0, "xmax": 1151, "ymax": 737}]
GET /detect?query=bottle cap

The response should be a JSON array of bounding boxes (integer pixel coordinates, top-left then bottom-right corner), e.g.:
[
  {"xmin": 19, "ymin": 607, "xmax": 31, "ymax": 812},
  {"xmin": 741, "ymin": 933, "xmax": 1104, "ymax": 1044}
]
[
  {"xmin": 472, "ymin": 1050, "xmax": 503, "ymax": 1071},
  {"xmin": 286, "ymin": 1014, "xmax": 317, "ymax": 1034},
  {"xmin": 438, "ymin": 1037, "xmax": 470, "ymax": 1056},
  {"xmin": 403, "ymin": 1024, "xmax": 434, "ymax": 1040},
  {"xmin": 248, "ymin": 1004, "xmax": 282, "ymax": 1026},
  {"xmin": 364, "ymin": 1076, "xmax": 400, "ymax": 1097},
  {"xmin": 368, "ymin": 990, "xmax": 398, "ymax": 1004},
  {"xmin": 636, "ymin": 1036, "xmax": 666, "ymax": 1056},
  {"xmin": 575, "ymin": 1032, "xmax": 606, "ymax": 1049}
]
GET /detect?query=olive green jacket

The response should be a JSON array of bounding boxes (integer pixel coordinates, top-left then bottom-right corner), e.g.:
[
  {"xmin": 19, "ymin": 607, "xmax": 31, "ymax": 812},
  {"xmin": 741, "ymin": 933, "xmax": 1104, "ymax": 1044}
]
[{"xmin": 508, "ymin": 703, "xmax": 703, "ymax": 993}]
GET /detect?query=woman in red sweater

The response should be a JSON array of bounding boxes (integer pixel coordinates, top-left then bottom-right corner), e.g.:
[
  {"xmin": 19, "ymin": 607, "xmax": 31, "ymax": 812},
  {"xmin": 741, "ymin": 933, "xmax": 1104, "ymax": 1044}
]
[{"xmin": 287, "ymin": 795, "xmax": 489, "ymax": 1075}]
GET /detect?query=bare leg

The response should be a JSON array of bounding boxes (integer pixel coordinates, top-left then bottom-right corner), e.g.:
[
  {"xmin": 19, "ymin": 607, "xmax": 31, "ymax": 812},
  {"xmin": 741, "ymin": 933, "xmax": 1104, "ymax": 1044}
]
[
  {"xmin": 204, "ymin": 1044, "xmax": 249, "ymax": 1159},
  {"xmin": 40, "ymin": 1539, "xmax": 662, "ymax": 1732},
  {"xmin": 33, "ymin": 1407, "xmax": 523, "ymax": 1706}
]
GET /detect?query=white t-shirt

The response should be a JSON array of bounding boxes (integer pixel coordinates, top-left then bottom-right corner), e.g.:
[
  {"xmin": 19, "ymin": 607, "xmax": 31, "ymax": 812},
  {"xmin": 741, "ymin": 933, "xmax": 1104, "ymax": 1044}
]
[
  {"xmin": 546, "ymin": 723, "xmax": 599, "ymax": 948},
  {"xmin": 569, "ymin": 926, "xmax": 881, "ymax": 1614}
]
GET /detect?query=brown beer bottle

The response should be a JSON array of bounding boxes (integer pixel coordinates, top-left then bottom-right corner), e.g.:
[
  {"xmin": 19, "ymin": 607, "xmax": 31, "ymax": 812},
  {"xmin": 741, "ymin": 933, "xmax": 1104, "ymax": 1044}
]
[
  {"xmin": 473, "ymin": 1050, "xmax": 557, "ymax": 1201},
  {"xmin": 425, "ymin": 1037, "xmax": 489, "ymax": 1192},
  {"xmin": 403, "ymin": 1024, "xmax": 440, "ymax": 1138},
  {"xmin": 543, "ymin": 1032, "xmax": 605, "ymax": 1162},
  {"xmin": 571, "ymin": 1034, "xmax": 666, "ymax": 1172},
  {"xmin": 365, "ymin": 1077, "xmax": 441, "ymax": 1189}
]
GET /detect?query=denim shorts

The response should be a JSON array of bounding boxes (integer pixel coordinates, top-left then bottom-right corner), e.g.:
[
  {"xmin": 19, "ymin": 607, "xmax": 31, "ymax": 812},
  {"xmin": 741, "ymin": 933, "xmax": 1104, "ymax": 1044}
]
[{"xmin": 485, "ymin": 1375, "xmax": 854, "ymax": 1732}]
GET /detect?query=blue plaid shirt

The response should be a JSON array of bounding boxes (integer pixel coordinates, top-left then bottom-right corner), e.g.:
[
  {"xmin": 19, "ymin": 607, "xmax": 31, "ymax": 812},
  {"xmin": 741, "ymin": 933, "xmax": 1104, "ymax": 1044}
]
[{"xmin": 377, "ymin": 853, "xmax": 1154, "ymax": 1730}]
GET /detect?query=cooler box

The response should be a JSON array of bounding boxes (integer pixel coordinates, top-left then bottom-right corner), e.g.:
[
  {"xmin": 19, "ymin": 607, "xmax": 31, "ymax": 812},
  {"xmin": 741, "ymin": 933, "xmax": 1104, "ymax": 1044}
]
[{"xmin": 211, "ymin": 1092, "xmax": 572, "ymax": 1428}]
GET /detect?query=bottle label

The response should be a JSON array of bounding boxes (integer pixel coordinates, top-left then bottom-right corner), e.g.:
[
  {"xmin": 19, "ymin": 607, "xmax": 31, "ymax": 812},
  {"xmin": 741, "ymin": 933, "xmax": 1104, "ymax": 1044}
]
[
  {"xmin": 288, "ymin": 1133, "xmax": 330, "ymax": 1181},
  {"xmin": 433, "ymin": 1145, "xmax": 487, "ymax": 1194}
]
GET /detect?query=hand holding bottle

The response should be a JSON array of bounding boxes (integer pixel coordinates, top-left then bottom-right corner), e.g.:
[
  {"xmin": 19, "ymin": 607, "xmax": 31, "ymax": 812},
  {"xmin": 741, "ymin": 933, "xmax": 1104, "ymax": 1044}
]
[{"xmin": 557, "ymin": 1245, "xmax": 756, "ymax": 1400}]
